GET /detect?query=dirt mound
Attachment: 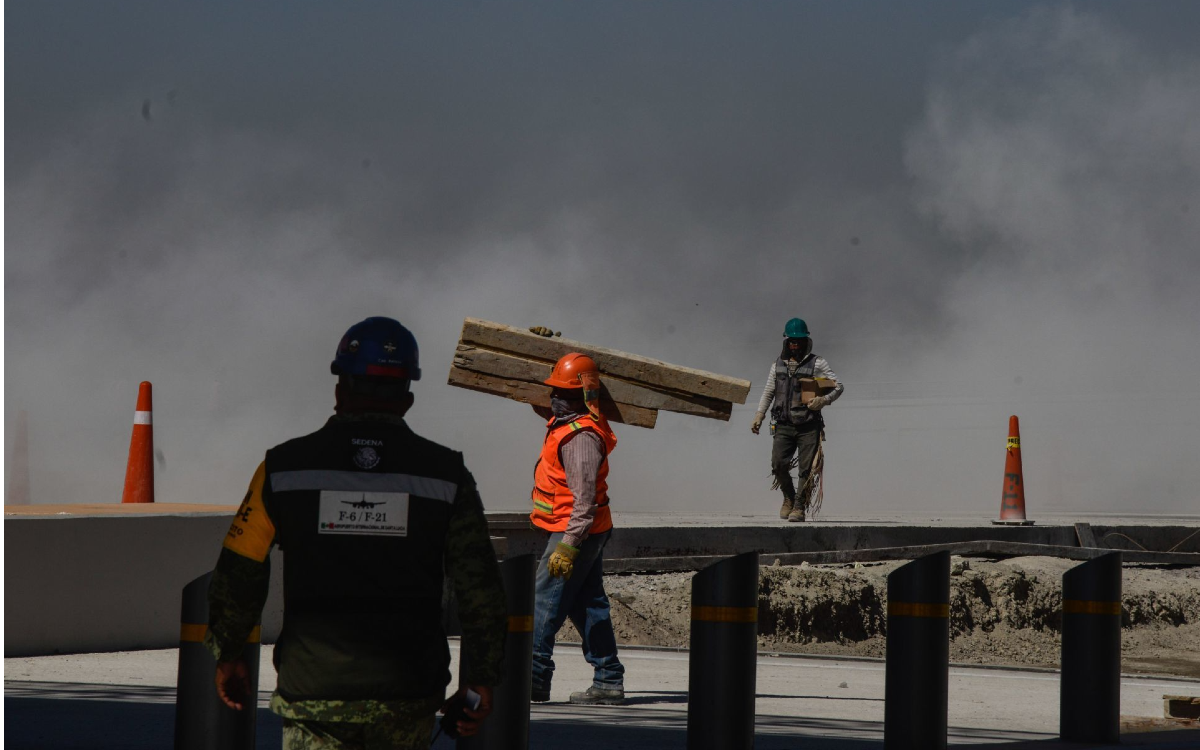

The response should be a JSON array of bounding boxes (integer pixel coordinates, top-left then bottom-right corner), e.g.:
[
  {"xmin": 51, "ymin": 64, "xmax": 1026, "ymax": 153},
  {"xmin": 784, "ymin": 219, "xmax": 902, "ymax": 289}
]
[{"xmin": 554, "ymin": 557, "xmax": 1200, "ymax": 677}]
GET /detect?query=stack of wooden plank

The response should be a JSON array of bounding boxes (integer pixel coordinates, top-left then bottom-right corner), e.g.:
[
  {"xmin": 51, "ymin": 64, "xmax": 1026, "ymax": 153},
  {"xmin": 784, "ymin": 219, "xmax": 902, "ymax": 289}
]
[{"xmin": 447, "ymin": 318, "xmax": 751, "ymax": 428}]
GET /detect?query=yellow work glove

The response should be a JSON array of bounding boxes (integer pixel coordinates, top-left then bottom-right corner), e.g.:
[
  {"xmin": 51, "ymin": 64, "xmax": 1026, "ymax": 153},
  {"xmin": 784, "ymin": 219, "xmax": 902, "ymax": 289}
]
[
  {"xmin": 528, "ymin": 326, "xmax": 561, "ymax": 338},
  {"xmin": 807, "ymin": 395, "xmax": 828, "ymax": 411},
  {"xmin": 547, "ymin": 542, "xmax": 580, "ymax": 579},
  {"xmin": 751, "ymin": 416, "xmax": 763, "ymax": 434}
]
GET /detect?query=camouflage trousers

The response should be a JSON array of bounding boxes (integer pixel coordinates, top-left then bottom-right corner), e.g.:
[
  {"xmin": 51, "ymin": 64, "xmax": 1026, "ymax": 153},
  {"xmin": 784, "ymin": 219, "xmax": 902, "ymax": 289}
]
[{"xmin": 273, "ymin": 693, "xmax": 440, "ymax": 750}]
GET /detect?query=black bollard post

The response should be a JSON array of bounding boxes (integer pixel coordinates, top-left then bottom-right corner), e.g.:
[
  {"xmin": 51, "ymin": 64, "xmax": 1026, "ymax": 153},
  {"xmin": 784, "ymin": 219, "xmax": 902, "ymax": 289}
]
[
  {"xmin": 686, "ymin": 551, "xmax": 759, "ymax": 750},
  {"xmin": 884, "ymin": 551, "xmax": 950, "ymax": 750},
  {"xmin": 1060, "ymin": 551, "xmax": 1122, "ymax": 744},
  {"xmin": 459, "ymin": 554, "xmax": 536, "ymax": 750},
  {"xmin": 174, "ymin": 571, "xmax": 260, "ymax": 750}
]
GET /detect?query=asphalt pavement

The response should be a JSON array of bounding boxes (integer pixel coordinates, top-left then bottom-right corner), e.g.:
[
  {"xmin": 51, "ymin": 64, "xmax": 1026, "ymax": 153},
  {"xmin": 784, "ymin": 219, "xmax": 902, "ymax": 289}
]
[{"xmin": 6, "ymin": 642, "xmax": 1200, "ymax": 749}]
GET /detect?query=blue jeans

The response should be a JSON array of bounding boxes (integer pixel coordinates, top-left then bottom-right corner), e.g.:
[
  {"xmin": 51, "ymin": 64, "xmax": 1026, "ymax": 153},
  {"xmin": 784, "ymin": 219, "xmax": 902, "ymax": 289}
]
[{"xmin": 531, "ymin": 530, "xmax": 625, "ymax": 692}]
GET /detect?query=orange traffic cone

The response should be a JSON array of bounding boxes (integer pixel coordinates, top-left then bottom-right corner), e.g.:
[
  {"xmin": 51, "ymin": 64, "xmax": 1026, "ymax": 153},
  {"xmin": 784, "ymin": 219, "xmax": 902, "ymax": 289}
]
[
  {"xmin": 993, "ymin": 415, "xmax": 1033, "ymax": 525},
  {"xmin": 121, "ymin": 381, "xmax": 154, "ymax": 503}
]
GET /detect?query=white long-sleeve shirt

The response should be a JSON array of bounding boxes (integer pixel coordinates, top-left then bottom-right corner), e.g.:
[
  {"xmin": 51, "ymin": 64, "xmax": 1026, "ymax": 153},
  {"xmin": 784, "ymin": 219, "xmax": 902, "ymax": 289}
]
[{"xmin": 754, "ymin": 355, "xmax": 844, "ymax": 419}]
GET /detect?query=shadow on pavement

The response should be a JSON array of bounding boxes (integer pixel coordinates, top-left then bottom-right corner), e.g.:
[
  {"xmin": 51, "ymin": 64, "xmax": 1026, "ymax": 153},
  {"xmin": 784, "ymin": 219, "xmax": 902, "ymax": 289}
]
[
  {"xmin": 621, "ymin": 689, "xmax": 688, "ymax": 706},
  {"xmin": 3, "ymin": 697, "xmax": 283, "ymax": 750},
  {"xmin": 8, "ymin": 682, "xmax": 1196, "ymax": 750},
  {"xmin": 618, "ymin": 690, "xmax": 885, "ymax": 707},
  {"xmin": 950, "ymin": 731, "xmax": 1200, "ymax": 750}
]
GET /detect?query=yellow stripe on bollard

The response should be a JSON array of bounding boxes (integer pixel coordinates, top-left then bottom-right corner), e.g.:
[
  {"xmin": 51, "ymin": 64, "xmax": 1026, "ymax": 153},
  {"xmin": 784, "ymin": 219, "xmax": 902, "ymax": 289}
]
[
  {"xmin": 179, "ymin": 624, "xmax": 261, "ymax": 643},
  {"xmin": 1063, "ymin": 599, "xmax": 1122, "ymax": 616},
  {"xmin": 691, "ymin": 605, "xmax": 757, "ymax": 623},
  {"xmin": 887, "ymin": 602, "xmax": 950, "ymax": 618},
  {"xmin": 508, "ymin": 615, "xmax": 534, "ymax": 632}
]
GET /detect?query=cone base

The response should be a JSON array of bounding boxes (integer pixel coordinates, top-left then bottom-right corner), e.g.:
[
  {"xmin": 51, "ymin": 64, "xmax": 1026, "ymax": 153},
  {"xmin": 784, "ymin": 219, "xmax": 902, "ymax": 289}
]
[{"xmin": 991, "ymin": 519, "xmax": 1035, "ymax": 526}]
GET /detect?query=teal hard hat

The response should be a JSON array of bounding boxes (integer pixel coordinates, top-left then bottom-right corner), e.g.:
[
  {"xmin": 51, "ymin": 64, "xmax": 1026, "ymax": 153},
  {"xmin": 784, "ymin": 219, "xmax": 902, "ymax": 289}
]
[{"xmin": 783, "ymin": 318, "xmax": 810, "ymax": 338}]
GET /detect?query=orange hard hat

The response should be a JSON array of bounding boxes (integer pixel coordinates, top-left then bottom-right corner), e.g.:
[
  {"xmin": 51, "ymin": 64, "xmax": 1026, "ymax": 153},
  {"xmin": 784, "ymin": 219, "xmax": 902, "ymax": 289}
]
[{"xmin": 544, "ymin": 352, "xmax": 599, "ymax": 389}]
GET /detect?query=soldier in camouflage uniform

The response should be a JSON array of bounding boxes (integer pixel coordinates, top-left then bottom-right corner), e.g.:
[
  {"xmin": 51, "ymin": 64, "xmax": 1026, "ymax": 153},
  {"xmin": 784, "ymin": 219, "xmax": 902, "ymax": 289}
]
[{"xmin": 206, "ymin": 317, "xmax": 507, "ymax": 749}]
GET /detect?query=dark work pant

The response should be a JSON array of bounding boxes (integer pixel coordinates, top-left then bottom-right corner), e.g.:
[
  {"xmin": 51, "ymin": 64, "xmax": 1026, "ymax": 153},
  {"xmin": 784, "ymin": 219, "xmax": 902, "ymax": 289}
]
[{"xmin": 770, "ymin": 422, "xmax": 821, "ymax": 504}]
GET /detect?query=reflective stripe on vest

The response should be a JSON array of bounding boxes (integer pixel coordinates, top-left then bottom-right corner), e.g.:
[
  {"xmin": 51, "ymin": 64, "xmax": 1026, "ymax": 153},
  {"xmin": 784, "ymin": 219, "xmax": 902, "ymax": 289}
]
[
  {"xmin": 269, "ymin": 470, "xmax": 457, "ymax": 502},
  {"xmin": 530, "ymin": 414, "xmax": 617, "ymax": 533},
  {"xmin": 260, "ymin": 420, "xmax": 463, "ymax": 702}
]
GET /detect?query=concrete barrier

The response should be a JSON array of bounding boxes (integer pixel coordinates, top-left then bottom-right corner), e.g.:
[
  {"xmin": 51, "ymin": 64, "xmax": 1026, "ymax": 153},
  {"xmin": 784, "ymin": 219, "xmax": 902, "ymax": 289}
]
[
  {"xmin": 5, "ymin": 506, "xmax": 1195, "ymax": 657},
  {"xmin": 488, "ymin": 512, "xmax": 1200, "ymax": 561},
  {"xmin": 3, "ymin": 507, "xmax": 283, "ymax": 657}
]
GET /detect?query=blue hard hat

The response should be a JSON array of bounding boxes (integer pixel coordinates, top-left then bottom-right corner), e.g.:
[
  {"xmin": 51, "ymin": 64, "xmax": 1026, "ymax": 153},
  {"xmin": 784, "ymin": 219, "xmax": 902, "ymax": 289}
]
[{"xmin": 330, "ymin": 317, "xmax": 421, "ymax": 380}]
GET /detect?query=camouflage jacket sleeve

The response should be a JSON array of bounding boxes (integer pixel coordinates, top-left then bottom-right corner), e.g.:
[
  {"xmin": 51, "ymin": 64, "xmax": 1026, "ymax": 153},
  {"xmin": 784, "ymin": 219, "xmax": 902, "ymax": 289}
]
[
  {"xmin": 205, "ymin": 461, "xmax": 276, "ymax": 663},
  {"xmin": 445, "ymin": 466, "xmax": 507, "ymax": 685}
]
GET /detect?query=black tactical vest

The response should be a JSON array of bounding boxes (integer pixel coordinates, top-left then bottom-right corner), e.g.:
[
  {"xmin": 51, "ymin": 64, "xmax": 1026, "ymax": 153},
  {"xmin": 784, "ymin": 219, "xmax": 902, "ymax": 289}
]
[
  {"xmin": 262, "ymin": 416, "xmax": 463, "ymax": 702},
  {"xmin": 770, "ymin": 355, "xmax": 822, "ymax": 428}
]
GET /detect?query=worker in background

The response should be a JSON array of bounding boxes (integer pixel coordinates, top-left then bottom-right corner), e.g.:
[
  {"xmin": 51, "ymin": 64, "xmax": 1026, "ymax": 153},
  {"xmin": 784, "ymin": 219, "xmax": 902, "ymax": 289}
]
[
  {"xmin": 751, "ymin": 318, "xmax": 844, "ymax": 522},
  {"xmin": 205, "ymin": 316, "xmax": 507, "ymax": 749},
  {"xmin": 529, "ymin": 353, "xmax": 626, "ymax": 705}
]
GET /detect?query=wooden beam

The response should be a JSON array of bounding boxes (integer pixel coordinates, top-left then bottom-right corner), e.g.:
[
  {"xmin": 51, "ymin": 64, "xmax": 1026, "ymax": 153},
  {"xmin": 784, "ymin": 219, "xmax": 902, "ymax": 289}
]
[
  {"xmin": 447, "ymin": 367, "xmax": 659, "ymax": 428},
  {"xmin": 602, "ymin": 540, "xmax": 1200, "ymax": 573},
  {"xmin": 454, "ymin": 345, "xmax": 733, "ymax": 420},
  {"xmin": 459, "ymin": 318, "xmax": 750, "ymax": 404},
  {"xmin": 1074, "ymin": 522, "xmax": 1098, "ymax": 548}
]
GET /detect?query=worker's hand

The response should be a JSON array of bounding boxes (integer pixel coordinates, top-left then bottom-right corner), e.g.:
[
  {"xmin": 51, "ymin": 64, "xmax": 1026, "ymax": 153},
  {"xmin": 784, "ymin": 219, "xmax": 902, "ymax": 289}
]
[
  {"xmin": 528, "ymin": 326, "xmax": 561, "ymax": 338},
  {"xmin": 751, "ymin": 416, "xmax": 763, "ymax": 435},
  {"xmin": 442, "ymin": 685, "xmax": 493, "ymax": 738},
  {"xmin": 215, "ymin": 658, "xmax": 251, "ymax": 711},
  {"xmin": 807, "ymin": 396, "xmax": 828, "ymax": 411},
  {"xmin": 547, "ymin": 542, "xmax": 579, "ymax": 579}
]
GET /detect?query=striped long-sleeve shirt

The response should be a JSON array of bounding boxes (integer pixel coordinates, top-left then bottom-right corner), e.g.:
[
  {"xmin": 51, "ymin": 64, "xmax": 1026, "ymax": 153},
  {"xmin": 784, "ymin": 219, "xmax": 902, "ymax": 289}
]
[
  {"xmin": 560, "ymin": 427, "xmax": 606, "ymax": 548},
  {"xmin": 754, "ymin": 355, "xmax": 845, "ymax": 420}
]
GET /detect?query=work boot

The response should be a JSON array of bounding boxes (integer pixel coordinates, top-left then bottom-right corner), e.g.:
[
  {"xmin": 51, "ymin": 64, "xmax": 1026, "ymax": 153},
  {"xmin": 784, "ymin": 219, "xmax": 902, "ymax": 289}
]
[
  {"xmin": 787, "ymin": 505, "xmax": 806, "ymax": 522},
  {"xmin": 779, "ymin": 497, "xmax": 794, "ymax": 519},
  {"xmin": 568, "ymin": 685, "xmax": 625, "ymax": 706},
  {"xmin": 531, "ymin": 684, "xmax": 551, "ymax": 703}
]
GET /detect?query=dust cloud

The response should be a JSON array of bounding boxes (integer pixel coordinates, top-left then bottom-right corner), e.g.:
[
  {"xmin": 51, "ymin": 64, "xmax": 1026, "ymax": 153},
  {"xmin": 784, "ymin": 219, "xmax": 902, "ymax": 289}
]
[{"xmin": 5, "ymin": 6, "xmax": 1197, "ymax": 515}]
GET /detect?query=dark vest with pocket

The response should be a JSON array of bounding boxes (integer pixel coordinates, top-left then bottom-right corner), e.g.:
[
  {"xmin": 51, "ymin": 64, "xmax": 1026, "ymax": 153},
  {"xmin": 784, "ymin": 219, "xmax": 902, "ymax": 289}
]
[
  {"xmin": 770, "ymin": 355, "xmax": 822, "ymax": 429},
  {"xmin": 262, "ymin": 418, "xmax": 463, "ymax": 702}
]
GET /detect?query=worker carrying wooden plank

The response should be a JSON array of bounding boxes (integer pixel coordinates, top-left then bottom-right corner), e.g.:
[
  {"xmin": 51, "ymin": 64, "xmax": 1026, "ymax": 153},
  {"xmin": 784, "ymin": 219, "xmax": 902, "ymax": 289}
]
[
  {"xmin": 445, "ymin": 319, "xmax": 755, "ymax": 699},
  {"xmin": 751, "ymin": 317, "xmax": 844, "ymax": 522},
  {"xmin": 525, "ymin": 351, "xmax": 627, "ymax": 705}
]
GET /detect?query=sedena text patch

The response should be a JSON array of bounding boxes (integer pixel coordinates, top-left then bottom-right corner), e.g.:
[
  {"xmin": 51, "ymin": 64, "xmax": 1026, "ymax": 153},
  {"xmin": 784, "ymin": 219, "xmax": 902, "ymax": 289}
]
[{"xmin": 318, "ymin": 491, "xmax": 409, "ymax": 536}]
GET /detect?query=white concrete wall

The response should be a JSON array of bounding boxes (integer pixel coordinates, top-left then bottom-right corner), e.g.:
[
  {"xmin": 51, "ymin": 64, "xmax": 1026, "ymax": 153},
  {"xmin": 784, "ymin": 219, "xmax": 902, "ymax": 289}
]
[
  {"xmin": 7, "ymin": 509, "xmax": 1191, "ymax": 657},
  {"xmin": 4, "ymin": 513, "xmax": 284, "ymax": 657}
]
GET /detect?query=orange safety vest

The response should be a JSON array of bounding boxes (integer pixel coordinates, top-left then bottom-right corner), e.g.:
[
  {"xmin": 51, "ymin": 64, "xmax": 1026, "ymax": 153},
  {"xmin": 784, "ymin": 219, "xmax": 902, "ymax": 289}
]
[{"xmin": 530, "ymin": 414, "xmax": 617, "ymax": 534}]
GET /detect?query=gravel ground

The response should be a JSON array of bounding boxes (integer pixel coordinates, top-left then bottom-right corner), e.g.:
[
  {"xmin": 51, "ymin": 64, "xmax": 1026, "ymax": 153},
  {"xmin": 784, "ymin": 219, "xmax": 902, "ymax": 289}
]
[{"xmin": 556, "ymin": 556, "xmax": 1200, "ymax": 678}]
